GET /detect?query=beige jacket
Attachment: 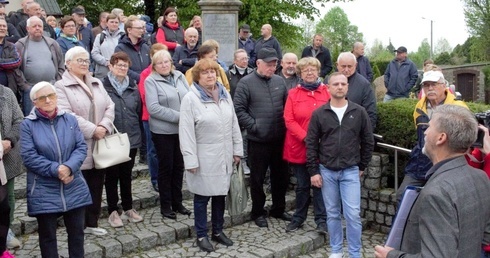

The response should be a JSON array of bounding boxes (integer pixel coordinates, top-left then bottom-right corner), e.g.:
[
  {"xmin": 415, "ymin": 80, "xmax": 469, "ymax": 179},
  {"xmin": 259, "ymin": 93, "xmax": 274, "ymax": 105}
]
[{"xmin": 55, "ymin": 71, "xmax": 115, "ymax": 170}]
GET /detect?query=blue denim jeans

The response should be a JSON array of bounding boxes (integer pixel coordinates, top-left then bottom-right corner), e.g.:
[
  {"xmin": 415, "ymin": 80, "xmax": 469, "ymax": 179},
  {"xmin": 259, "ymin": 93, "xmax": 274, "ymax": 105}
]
[
  {"xmin": 36, "ymin": 206, "xmax": 85, "ymax": 258},
  {"xmin": 143, "ymin": 121, "xmax": 158, "ymax": 185},
  {"xmin": 291, "ymin": 164, "xmax": 326, "ymax": 225},
  {"xmin": 193, "ymin": 194, "xmax": 225, "ymax": 238},
  {"xmin": 320, "ymin": 165, "xmax": 362, "ymax": 258},
  {"xmin": 22, "ymin": 87, "xmax": 34, "ymax": 116}
]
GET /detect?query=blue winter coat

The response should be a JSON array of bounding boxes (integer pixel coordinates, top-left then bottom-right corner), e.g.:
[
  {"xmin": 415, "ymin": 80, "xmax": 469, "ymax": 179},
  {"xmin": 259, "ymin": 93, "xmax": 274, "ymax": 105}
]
[
  {"xmin": 20, "ymin": 109, "xmax": 92, "ymax": 216},
  {"xmin": 383, "ymin": 58, "xmax": 419, "ymax": 98}
]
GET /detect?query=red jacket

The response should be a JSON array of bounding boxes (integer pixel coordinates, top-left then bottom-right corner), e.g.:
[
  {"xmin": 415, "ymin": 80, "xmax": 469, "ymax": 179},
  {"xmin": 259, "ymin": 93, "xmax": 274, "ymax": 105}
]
[
  {"xmin": 138, "ymin": 65, "xmax": 152, "ymax": 121},
  {"xmin": 466, "ymin": 148, "xmax": 490, "ymax": 179},
  {"xmin": 283, "ymin": 84, "xmax": 330, "ymax": 164}
]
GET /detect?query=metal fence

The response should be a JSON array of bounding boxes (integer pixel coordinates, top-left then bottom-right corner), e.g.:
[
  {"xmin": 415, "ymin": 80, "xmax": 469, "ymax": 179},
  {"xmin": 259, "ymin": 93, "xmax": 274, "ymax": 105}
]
[{"xmin": 374, "ymin": 134, "xmax": 412, "ymax": 192}]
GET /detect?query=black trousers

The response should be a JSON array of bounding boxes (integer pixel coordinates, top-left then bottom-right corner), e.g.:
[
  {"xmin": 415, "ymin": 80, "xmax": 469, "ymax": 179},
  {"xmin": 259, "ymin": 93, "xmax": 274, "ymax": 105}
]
[
  {"xmin": 248, "ymin": 140, "xmax": 288, "ymax": 219},
  {"xmin": 152, "ymin": 133, "xmax": 185, "ymax": 212},
  {"xmin": 82, "ymin": 168, "xmax": 105, "ymax": 227},
  {"xmin": 0, "ymin": 184, "xmax": 9, "ymax": 253},
  {"xmin": 105, "ymin": 148, "xmax": 137, "ymax": 213}
]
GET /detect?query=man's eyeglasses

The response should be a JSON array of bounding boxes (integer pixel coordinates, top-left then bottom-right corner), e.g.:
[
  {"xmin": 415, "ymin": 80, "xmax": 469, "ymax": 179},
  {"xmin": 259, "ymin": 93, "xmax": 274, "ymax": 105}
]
[
  {"xmin": 34, "ymin": 93, "xmax": 57, "ymax": 103},
  {"xmin": 422, "ymin": 82, "xmax": 444, "ymax": 89}
]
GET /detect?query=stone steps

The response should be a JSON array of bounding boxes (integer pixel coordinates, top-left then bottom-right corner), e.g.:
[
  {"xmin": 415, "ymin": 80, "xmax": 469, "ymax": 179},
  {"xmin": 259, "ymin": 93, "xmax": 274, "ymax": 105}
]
[{"xmin": 10, "ymin": 188, "xmax": 299, "ymax": 257}]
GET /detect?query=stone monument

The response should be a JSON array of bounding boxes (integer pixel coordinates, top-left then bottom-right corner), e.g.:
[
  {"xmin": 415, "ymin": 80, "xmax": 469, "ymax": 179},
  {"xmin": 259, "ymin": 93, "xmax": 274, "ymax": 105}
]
[{"xmin": 198, "ymin": 0, "xmax": 243, "ymax": 67}]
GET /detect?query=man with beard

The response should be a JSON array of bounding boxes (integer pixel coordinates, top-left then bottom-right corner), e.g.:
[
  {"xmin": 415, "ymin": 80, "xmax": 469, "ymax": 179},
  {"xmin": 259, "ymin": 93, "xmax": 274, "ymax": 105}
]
[
  {"xmin": 278, "ymin": 53, "xmax": 299, "ymax": 91},
  {"xmin": 395, "ymin": 70, "xmax": 467, "ymax": 205},
  {"xmin": 173, "ymin": 27, "xmax": 199, "ymax": 74}
]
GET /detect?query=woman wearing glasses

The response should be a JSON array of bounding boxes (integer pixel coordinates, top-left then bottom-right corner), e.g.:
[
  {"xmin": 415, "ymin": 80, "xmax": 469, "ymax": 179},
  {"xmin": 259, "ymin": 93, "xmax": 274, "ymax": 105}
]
[
  {"xmin": 56, "ymin": 16, "xmax": 85, "ymax": 56},
  {"xmin": 102, "ymin": 52, "xmax": 143, "ymax": 228},
  {"xmin": 283, "ymin": 57, "xmax": 330, "ymax": 233},
  {"xmin": 145, "ymin": 49, "xmax": 190, "ymax": 220},
  {"xmin": 20, "ymin": 81, "xmax": 91, "ymax": 258},
  {"xmin": 55, "ymin": 46, "xmax": 115, "ymax": 236}
]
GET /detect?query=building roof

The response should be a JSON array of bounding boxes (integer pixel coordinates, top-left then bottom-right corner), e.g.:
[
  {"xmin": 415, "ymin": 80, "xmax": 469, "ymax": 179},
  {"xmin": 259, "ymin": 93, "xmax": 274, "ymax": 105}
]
[{"xmin": 37, "ymin": 0, "xmax": 63, "ymax": 17}]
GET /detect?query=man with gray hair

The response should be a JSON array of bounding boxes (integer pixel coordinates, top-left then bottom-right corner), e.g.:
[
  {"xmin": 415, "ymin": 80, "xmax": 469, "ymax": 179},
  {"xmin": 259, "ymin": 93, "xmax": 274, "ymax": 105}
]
[
  {"xmin": 334, "ymin": 52, "xmax": 377, "ymax": 130},
  {"xmin": 173, "ymin": 27, "xmax": 200, "ymax": 74},
  {"xmin": 375, "ymin": 104, "xmax": 490, "ymax": 258},
  {"xmin": 352, "ymin": 42, "xmax": 373, "ymax": 82},
  {"xmin": 396, "ymin": 70, "xmax": 467, "ymax": 205},
  {"xmin": 278, "ymin": 52, "xmax": 300, "ymax": 91},
  {"xmin": 15, "ymin": 16, "xmax": 64, "ymax": 115}
]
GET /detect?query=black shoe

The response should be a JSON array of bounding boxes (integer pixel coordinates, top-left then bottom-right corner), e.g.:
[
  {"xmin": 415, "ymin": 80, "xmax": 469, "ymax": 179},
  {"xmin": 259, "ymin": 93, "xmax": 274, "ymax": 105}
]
[
  {"xmin": 254, "ymin": 216, "xmax": 268, "ymax": 228},
  {"xmin": 161, "ymin": 210, "xmax": 177, "ymax": 220},
  {"xmin": 197, "ymin": 237, "xmax": 214, "ymax": 252},
  {"xmin": 174, "ymin": 205, "xmax": 192, "ymax": 217},
  {"xmin": 316, "ymin": 222, "xmax": 328, "ymax": 235},
  {"xmin": 272, "ymin": 212, "xmax": 293, "ymax": 221},
  {"xmin": 211, "ymin": 232, "xmax": 233, "ymax": 246},
  {"xmin": 152, "ymin": 183, "xmax": 159, "ymax": 192},
  {"xmin": 286, "ymin": 221, "xmax": 302, "ymax": 232}
]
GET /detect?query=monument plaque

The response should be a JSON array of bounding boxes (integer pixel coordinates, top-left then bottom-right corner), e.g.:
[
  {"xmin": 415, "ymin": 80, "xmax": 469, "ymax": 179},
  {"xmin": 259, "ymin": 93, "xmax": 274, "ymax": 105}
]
[
  {"xmin": 199, "ymin": 0, "xmax": 242, "ymax": 67},
  {"xmin": 202, "ymin": 14, "xmax": 235, "ymax": 67}
]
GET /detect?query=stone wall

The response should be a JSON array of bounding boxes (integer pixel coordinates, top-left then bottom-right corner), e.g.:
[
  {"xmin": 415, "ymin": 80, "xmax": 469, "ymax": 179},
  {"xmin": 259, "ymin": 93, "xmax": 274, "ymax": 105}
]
[{"xmin": 361, "ymin": 153, "xmax": 397, "ymax": 234}]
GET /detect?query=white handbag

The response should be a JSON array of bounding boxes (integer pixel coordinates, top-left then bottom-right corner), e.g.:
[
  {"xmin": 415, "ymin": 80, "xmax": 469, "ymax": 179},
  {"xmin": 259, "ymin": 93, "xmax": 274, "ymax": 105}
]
[{"xmin": 92, "ymin": 122, "xmax": 131, "ymax": 169}]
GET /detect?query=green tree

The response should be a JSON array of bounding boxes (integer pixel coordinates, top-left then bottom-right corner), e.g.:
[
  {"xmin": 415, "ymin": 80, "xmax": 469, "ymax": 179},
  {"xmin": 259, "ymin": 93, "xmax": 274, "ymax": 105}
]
[
  {"xmin": 57, "ymin": 0, "xmax": 144, "ymax": 26},
  {"xmin": 368, "ymin": 39, "xmax": 392, "ymax": 63},
  {"xmin": 314, "ymin": 6, "xmax": 363, "ymax": 61},
  {"xmin": 462, "ymin": 0, "xmax": 490, "ymax": 61}
]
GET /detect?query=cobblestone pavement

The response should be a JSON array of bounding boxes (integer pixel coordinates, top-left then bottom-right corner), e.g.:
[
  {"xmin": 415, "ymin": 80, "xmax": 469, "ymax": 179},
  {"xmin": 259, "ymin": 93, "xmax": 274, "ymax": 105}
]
[{"xmin": 9, "ymin": 162, "xmax": 388, "ymax": 257}]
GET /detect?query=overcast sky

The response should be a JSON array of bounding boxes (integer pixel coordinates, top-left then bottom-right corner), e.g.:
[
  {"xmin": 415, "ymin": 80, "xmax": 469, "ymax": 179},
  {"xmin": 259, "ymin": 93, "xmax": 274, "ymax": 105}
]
[{"xmin": 315, "ymin": 0, "xmax": 469, "ymax": 52}]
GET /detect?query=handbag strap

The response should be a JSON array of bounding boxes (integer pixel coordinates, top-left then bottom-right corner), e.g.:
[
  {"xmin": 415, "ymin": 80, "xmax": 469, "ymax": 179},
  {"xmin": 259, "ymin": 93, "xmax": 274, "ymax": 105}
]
[{"xmin": 109, "ymin": 120, "xmax": 120, "ymax": 135}]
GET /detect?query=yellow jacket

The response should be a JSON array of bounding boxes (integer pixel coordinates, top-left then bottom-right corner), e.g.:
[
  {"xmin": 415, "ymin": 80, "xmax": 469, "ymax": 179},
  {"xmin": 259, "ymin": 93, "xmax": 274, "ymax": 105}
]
[{"xmin": 413, "ymin": 89, "xmax": 467, "ymax": 127}]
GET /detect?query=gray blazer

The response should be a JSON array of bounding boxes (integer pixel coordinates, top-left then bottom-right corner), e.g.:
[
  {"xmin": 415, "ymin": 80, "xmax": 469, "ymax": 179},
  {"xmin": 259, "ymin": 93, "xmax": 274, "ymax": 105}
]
[{"xmin": 388, "ymin": 156, "xmax": 490, "ymax": 258}]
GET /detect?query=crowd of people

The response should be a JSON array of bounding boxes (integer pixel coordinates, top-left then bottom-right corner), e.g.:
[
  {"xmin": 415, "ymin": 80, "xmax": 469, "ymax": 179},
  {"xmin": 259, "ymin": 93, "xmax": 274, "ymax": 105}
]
[{"xmin": 0, "ymin": 0, "xmax": 489, "ymax": 257}]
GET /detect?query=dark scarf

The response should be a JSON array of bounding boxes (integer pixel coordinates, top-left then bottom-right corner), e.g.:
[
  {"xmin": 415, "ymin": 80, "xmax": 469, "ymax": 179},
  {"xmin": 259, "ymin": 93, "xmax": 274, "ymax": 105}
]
[
  {"xmin": 37, "ymin": 107, "xmax": 58, "ymax": 120},
  {"xmin": 299, "ymin": 79, "xmax": 321, "ymax": 91}
]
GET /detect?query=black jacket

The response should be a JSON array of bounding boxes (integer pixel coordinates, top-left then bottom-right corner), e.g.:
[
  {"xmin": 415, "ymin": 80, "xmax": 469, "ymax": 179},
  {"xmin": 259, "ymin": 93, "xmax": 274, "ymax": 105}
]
[
  {"xmin": 306, "ymin": 100, "xmax": 374, "ymax": 176},
  {"xmin": 114, "ymin": 36, "xmax": 151, "ymax": 84},
  {"xmin": 226, "ymin": 64, "xmax": 254, "ymax": 99},
  {"xmin": 172, "ymin": 44, "xmax": 199, "ymax": 74},
  {"xmin": 102, "ymin": 76, "xmax": 142, "ymax": 149},
  {"xmin": 234, "ymin": 71, "xmax": 287, "ymax": 143},
  {"xmin": 301, "ymin": 45, "xmax": 332, "ymax": 78},
  {"xmin": 254, "ymin": 36, "xmax": 282, "ymax": 61},
  {"xmin": 346, "ymin": 72, "xmax": 377, "ymax": 130}
]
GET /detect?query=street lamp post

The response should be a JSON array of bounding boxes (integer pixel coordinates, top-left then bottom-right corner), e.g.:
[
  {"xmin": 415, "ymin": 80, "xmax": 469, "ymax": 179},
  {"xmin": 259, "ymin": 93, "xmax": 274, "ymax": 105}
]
[{"xmin": 422, "ymin": 17, "xmax": 434, "ymax": 60}]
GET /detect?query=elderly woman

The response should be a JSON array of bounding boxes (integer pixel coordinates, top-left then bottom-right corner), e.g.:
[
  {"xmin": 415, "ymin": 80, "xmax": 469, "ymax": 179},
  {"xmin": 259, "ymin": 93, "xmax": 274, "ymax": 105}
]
[
  {"xmin": 56, "ymin": 16, "xmax": 85, "ymax": 56},
  {"xmin": 0, "ymin": 85, "xmax": 22, "ymax": 257},
  {"xmin": 138, "ymin": 43, "xmax": 168, "ymax": 192},
  {"xmin": 55, "ymin": 46, "xmax": 115, "ymax": 236},
  {"xmin": 20, "ymin": 81, "xmax": 92, "ymax": 258},
  {"xmin": 179, "ymin": 59, "xmax": 242, "ymax": 252},
  {"xmin": 283, "ymin": 57, "xmax": 330, "ymax": 233},
  {"xmin": 154, "ymin": 7, "xmax": 184, "ymax": 55},
  {"xmin": 145, "ymin": 49, "xmax": 190, "ymax": 220},
  {"xmin": 103, "ymin": 52, "xmax": 143, "ymax": 227}
]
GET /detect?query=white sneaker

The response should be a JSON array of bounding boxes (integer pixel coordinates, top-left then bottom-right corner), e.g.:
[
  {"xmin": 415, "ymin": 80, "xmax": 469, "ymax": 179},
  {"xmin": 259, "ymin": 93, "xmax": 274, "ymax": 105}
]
[
  {"xmin": 84, "ymin": 227, "xmax": 108, "ymax": 236},
  {"xmin": 121, "ymin": 209, "xmax": 143, "ymax": 223},
  {"xmin": 108, "ymin": 211, "xmax": 124, "ymax": 228},
  {"xmin": 328, "ymin": 253, "xmax": 343, "ymax": 258},
  {"xmin": 6, "ymin": 229, "xmax": 21, "ymax": 249}
]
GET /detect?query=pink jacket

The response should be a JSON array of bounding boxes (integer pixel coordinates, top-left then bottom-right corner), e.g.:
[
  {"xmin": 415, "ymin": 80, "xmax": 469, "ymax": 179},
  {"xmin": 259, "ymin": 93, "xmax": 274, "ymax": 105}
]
[
  {"xmin": 283, "ymin": 84, "xmax": 330, "ymax": 164},
  {"xmin": 55, "ymin": 71, "xmax": 115, "ymax": 170}
]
